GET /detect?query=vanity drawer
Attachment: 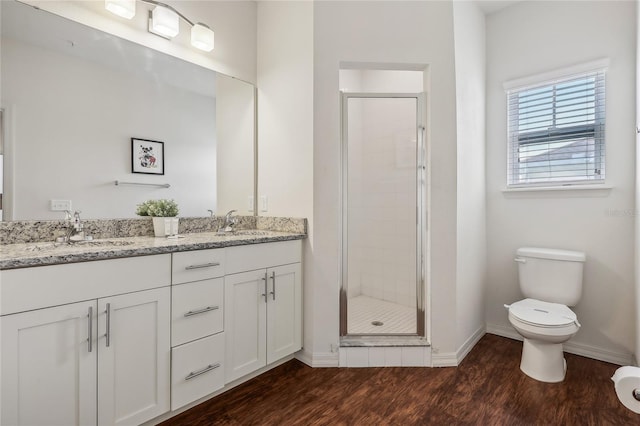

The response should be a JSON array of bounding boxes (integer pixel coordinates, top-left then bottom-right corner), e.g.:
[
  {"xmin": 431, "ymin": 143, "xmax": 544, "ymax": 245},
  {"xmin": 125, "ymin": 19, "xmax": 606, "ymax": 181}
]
[
  {"xmin": 226, "ymin": 240, "xmax": 301, "ymax": 274},
  {"xmin": 172, "ymin": 278, "xmax": 224, "ymax": 346},
  {"xmin": 172, "ymin": 249, "xmax": 225, "ymax": 284},
  {"xmin": 171, "ymin": 333, "xmax": 225, "ymax": 410}
]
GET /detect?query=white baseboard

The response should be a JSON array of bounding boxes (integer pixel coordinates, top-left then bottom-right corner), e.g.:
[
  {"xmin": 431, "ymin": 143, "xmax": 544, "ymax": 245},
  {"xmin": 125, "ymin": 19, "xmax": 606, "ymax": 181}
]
[
  {"xmin": 295, "ymin": 349, "xmax": 339, "ymax": 367},
  {"xmin": 486, "ymin": 322, "xmax": 633, "ymax": 366},
  {"xmin": 486, "ymin": 322, "xmax": 521, "ymax": 341},
  {"xmin": 457, "ymin": 325, "xmax": 486, "ymax": 364},
  {"xmin": 431, "ymin": 351, "xmax": 458, "ymax": 367},
  {"xmin": 294, "ymin": 349, "xmax": 313, "ymax": 366},
  {"xmin": 432, "ymin": 326, "xmax": 486, "ymax": 367}
]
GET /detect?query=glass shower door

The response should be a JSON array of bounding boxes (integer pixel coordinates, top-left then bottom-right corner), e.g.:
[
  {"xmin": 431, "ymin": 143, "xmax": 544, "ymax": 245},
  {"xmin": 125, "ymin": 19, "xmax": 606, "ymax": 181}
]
[{"xmin": 341, "ymin": 93, "xmax": 425, "ymax": 336}]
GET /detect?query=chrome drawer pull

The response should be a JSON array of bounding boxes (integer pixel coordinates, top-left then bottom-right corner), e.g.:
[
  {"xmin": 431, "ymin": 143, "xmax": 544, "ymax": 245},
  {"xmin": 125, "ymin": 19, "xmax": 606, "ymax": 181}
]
[
  {"xmin": 261, "ymin": 272, "xmax": 268, "ymax": 302},
  {"xmin": 183, "ymin": 306, "xmax": 219, "ymax": 317},
  {"xmin": 185, "ymin": 262, "xmax": 220, "ymax": 270},
  {"xmin": 87, "ymin": 306, "xmax": 93, "ymax": 353},
  {"xmin": 269, "ymin": 271, "xmax": 276, "ymax": 300},
  {"xmin": 105, "ymin": 303, "xmax": 111, "ymax": 347},
  {"xmin": 185, "ymin": 363, "xmax": 221, "ymax": 381}
]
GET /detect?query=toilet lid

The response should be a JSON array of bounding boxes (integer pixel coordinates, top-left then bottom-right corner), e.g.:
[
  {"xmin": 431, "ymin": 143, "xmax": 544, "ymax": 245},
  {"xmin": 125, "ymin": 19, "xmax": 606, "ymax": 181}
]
[{"xmin": 509, "ymin": 298, "xmax": 577, "ymax": 327}]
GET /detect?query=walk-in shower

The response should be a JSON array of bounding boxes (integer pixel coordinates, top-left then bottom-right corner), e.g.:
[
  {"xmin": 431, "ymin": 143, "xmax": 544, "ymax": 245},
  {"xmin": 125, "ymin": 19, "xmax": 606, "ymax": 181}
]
[{"xmin": 339, "ymin": 69, "xmax": 427, "ymax": 341}]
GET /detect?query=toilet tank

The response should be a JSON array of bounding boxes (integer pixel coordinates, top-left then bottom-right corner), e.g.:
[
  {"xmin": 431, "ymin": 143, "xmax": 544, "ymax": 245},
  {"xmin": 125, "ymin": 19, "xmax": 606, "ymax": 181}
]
[{"xmin": 516, "ymin": 247, "xmax": 586, "ymax": 306}]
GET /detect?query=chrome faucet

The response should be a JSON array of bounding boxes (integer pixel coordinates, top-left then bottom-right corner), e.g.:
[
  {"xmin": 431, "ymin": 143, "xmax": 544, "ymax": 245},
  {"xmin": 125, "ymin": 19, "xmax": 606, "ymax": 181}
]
[
  {"xmin": 63, "ymin": 210, "xmax": 85, "ymax": 242},
  {"xmin": 218, "ymin": 210, "xmax": 237, "ymax": 233}
]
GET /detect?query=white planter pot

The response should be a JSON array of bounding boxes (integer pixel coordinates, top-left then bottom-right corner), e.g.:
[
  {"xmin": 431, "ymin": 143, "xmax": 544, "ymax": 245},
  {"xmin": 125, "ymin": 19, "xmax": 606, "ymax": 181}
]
[{"xmin": 152, "ymin": 217, "xmax": 179, "ymax": 237}]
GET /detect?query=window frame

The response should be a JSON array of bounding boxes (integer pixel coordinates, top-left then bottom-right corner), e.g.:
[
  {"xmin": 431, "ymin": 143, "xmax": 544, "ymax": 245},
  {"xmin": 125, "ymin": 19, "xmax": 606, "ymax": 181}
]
[{"xmin": 504, "ymin": 60, "xmax": 608, "ymax": 189}]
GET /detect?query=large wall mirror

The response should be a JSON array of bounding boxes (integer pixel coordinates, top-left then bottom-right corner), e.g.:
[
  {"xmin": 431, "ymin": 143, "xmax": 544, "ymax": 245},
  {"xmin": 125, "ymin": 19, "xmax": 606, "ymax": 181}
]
[{"xmin": 0, "ymin": 0, "xmax": 256, "ymax": 221}]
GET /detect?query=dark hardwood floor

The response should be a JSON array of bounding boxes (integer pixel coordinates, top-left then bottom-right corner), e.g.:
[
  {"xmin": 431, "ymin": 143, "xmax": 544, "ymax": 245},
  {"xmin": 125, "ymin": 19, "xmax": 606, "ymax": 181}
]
[{"xmin": 160, "ymin": 334, "xmax": 639, "ymax": 425}]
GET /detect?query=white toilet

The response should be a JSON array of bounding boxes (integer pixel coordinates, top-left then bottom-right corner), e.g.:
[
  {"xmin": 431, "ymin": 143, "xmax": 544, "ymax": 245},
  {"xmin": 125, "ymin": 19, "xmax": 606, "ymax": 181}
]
[{"xmin": 505, "ymin": 247, "xmax": 585, "ymax": 383}]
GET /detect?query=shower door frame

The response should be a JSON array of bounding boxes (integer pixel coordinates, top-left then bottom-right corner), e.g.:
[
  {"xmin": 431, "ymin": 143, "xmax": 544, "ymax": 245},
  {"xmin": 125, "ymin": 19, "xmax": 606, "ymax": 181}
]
[{"xmin": 339, "ymin": 92, "xmax": 427, "ymax": 338}]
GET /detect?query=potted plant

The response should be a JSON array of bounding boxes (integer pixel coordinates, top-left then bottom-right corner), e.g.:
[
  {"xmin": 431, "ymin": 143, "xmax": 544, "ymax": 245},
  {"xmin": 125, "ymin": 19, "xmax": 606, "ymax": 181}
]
[{"xmin": 136, "ymin": 199, "xmax": 179, "ymax": 237}]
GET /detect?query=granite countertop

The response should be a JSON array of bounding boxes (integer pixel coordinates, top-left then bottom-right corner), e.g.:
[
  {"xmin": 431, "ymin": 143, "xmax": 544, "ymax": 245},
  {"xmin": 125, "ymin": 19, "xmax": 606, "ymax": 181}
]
[{"xmin": 0, "ymin": 230, "xmax": 306, "ymax": 270}]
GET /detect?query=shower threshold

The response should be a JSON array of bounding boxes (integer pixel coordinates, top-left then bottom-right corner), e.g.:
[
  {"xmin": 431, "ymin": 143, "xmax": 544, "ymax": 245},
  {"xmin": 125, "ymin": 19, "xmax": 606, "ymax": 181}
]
[{"xmin": 340, "ymin": 335, "xmax": 430, "ymax": 347}]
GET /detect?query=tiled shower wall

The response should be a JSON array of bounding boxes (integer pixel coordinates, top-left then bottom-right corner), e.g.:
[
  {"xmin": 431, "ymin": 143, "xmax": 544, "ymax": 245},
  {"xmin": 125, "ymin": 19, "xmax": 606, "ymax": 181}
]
[{"xmin": 347, "ymin": 96, "xmax": 417, "ymax": 308}]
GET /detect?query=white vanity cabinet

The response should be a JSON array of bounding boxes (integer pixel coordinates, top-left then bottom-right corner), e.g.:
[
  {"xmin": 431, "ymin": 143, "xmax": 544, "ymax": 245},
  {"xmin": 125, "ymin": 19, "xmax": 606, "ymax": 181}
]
[
  {"xmin": 0, "ymin": 236, "xmax": 305, "ymax": 425},
  {"xmin": 0, "ymin": 255, "xmax": 171, "ymax": 426},
  {"xmin": 97, "ymin": 287, "xmax": 171, "ymax": 426},
  {"xmin": 170, "ymin": 248, "xmax": 226, "ymax": 410},
  {"xmin": 0, "ymin": 300, "xmax": 98, "ymax": 426},
  {"xmin": 224, "ymin": 240, "xmax": 302, "ymax": 383}
]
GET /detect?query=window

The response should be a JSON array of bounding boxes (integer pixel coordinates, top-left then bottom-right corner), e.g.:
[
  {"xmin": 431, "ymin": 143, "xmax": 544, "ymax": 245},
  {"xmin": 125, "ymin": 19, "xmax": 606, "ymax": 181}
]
[{"xmin": 507, "ymin": 68, "xmax": 606, "ymax": 187}]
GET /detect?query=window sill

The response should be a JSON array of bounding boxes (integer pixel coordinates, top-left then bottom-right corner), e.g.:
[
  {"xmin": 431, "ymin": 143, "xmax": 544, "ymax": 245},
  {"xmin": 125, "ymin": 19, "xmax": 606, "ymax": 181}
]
[{"xmin": 502, "ymin": 184, "xmax": 612, "ymax": 197}]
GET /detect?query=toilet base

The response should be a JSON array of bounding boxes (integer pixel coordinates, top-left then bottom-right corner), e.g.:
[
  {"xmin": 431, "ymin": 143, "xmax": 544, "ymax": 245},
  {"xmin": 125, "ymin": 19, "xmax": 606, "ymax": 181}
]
[{"xmin": 520, "ymin": 338, "xmax": 567, "ymax": 383}]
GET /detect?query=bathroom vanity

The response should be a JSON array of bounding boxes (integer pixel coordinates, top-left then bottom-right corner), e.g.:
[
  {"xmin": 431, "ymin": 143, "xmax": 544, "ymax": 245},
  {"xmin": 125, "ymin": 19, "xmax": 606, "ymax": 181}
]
[{"xmin": 0, "ymin": 225, "xmax": 304, "ymax": 425}]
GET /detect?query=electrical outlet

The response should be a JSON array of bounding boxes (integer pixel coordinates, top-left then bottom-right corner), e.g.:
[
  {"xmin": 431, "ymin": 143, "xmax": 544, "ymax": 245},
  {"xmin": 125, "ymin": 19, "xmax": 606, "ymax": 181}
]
[
  {"xmin": 50, "ymin": 199, "xmax": 72, "ymax": 211},
  {"xmin": 260, "ymin": 195, "xmax": 268, "ymax": 212},
  {"xmin": 248, "ymin": 195, "xmax": 254, "ymax": 211}
]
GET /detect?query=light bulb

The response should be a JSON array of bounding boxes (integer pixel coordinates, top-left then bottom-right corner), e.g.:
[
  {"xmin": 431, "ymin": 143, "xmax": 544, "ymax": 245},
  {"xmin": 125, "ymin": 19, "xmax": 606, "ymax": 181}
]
[
  {"xmin": 191, "ymin": 23, "xmax": 214, "ymax": 52},
  {"xmin": 105, "ymin": 0, "xmax": 135, "ymax": 20},
  {"xmin": 151, "ymin": 6, "xmax": 179, "ymax": 38}
]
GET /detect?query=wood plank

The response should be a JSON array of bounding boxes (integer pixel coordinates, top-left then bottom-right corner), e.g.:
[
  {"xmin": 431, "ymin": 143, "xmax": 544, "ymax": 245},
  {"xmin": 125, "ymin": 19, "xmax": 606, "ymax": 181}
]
[{"xmin": 159, "ymin": 334, "xmax": 639, "ymax": 425}]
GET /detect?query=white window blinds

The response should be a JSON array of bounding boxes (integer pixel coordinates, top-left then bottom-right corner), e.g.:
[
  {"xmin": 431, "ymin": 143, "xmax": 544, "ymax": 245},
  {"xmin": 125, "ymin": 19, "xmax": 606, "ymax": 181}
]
[{"xmin": 507, "ymin": 69, "xmax": 606, "ymax": 187}]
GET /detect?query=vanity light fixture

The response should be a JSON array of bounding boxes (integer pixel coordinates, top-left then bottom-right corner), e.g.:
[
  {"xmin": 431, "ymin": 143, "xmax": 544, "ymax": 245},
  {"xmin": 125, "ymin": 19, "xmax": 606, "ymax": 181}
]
[
  {"xmin": 104, "ymin": 0, "xmax": 215, "ymax": 52},
  {"xmin": 191, "ymin": 23, "xmax": 214, "ymax": 52},
  {"xmin": 150, "ymin": 5, "xmax": 179, "ymax": 38},
  {"xmin": 105, "ymin": 0, "xmax": 136, "ymax": 20}
]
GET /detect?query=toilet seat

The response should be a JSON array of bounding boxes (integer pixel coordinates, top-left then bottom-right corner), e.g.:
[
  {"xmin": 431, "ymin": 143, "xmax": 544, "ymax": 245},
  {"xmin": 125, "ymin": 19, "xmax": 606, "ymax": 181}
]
[{"xmin": 508, "ymin": 298, "xmax": 577, "ymax": 328}]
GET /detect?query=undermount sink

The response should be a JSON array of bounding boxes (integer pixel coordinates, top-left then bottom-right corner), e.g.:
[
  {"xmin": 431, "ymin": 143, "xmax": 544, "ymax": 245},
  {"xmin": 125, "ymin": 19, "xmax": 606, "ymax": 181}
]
[
  {"xmin": 75, "ymin": 239, "xmax": 135, "ymax": 247},
  {"xmin": 26, "ymin": 239, "xmax": 135, "ymax": 252},
  {"xmin": 219, "ymin": 230, "xmax": 273, "ymax": 237}
]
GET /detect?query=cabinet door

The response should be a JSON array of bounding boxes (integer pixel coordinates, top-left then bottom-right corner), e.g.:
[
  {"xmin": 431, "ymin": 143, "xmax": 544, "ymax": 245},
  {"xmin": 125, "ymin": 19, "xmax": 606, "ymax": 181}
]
[
  {"xmin": 266, "ymin": 263, "xmax": 302, "ymax": 364},
  {"xmin": 224, "ymin": 270, "xmax": 267, "ymax": 383},
  {"xmin": 1, "ymin": 301, "xmax": 97, "ymax": 426},
  {"xmin": 97, "ymin": 287, "xmax": 170, "ymax": 426}
]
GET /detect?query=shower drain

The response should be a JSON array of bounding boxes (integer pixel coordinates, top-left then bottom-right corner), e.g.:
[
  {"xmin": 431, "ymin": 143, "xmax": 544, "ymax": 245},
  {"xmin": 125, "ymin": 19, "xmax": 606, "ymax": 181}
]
[{"xmin": 371, "ymin": 321, "xmax": 384, "ymax": 326}]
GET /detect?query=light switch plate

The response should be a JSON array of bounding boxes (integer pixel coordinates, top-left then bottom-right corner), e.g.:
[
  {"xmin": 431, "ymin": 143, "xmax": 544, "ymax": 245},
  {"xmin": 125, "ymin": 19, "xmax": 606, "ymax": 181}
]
[
  {"xmin": 248, "ymin": 195, "xmax": 254, "ymax": 211},
  {"xmin": 260, "ymin": 195, "xmax": 268, "ymax": 212},
  {"xmin": 50, "ymin": 199, "xmax": 72, "ymax": 211}
]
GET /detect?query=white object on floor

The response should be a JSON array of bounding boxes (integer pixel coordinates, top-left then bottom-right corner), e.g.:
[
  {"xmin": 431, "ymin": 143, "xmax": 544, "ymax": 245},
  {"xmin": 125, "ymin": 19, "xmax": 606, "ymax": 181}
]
[
  {"xmin": 612, "ymin": 366, "xmax": 640, "ymax": 414},
  {"xmin": 506, "ymin": 247, "xmax": 585, "ymax": 383}
]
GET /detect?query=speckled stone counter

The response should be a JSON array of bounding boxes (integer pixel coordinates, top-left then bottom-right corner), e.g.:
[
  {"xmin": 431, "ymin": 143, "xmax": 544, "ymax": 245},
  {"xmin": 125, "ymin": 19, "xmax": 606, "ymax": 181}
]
[{"xmin": 0, "ymin": 216, "xmax": 306, "ymax": 270}]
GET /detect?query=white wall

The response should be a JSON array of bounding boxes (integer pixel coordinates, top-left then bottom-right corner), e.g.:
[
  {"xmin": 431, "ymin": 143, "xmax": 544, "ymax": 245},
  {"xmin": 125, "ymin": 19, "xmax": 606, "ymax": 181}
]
[
  {"xmin": 22, "ymin": 0, "xmax": 257, "ymax": 84},
  {"xmin": 256, "ymin": 1, "xmax": 315, "ymax": 361},
  {"xmin": 486, "ymin": 0, "xmax": 636, "ymax": 364},
  {"xmin": 312, "ymin": 0, "xmax": 459, "ymax": 364},
  {"xmin": 257, "ymin": 2, "xmax": 314, "ymax": 219},
  {"xmin": 453, "ymin": 1, "xmax": 487, "ymax": 356},
  {"xmin": 3, "ymin": 38, "xmax": 217, "ymax": 219}
]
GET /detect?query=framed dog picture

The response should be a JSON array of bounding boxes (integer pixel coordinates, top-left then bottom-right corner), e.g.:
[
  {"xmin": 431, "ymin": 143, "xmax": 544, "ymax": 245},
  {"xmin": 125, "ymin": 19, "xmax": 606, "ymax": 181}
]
[{"xmin": 132, "ymin": 138, "xmax": 164, "ymax": 175}]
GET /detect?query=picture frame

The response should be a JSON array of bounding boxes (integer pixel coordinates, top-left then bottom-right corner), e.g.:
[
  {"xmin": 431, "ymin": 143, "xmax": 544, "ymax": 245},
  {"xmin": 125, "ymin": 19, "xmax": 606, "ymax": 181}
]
[{"xmin": 132, "ymin": 138, "xmax": 164, "ymax": 175}]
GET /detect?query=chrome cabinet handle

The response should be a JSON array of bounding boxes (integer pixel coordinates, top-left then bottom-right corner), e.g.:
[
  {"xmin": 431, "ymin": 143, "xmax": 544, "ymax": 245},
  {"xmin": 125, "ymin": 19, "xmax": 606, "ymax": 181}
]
[
  {"xmin": 87, "ymin": 306, "xmax": 93, "ymax": 353},
  {"xmin": 514, "ymin": 257, "xmax": 526, "ymax": 263},
  {"xmin": 105, "ymin": 303, "xmax": 111, "ymax": 347},
  {"xmin": 261, "ymin": 272, "xmax": 268, "ymax": 302},
  {"xmin": 185, "ymin": 262, "xmax": 220, "ymax": 270},
  {"xmin": 185, "ymin": 363, "xmax": 220, "ymax": 381},
  {"xmin": 184, "ymin": 306, "xmax": 219, "ymax": 317},
  {"xmin": 269, "ymin": 271, "xmax": 276, "ymax": 300}
]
